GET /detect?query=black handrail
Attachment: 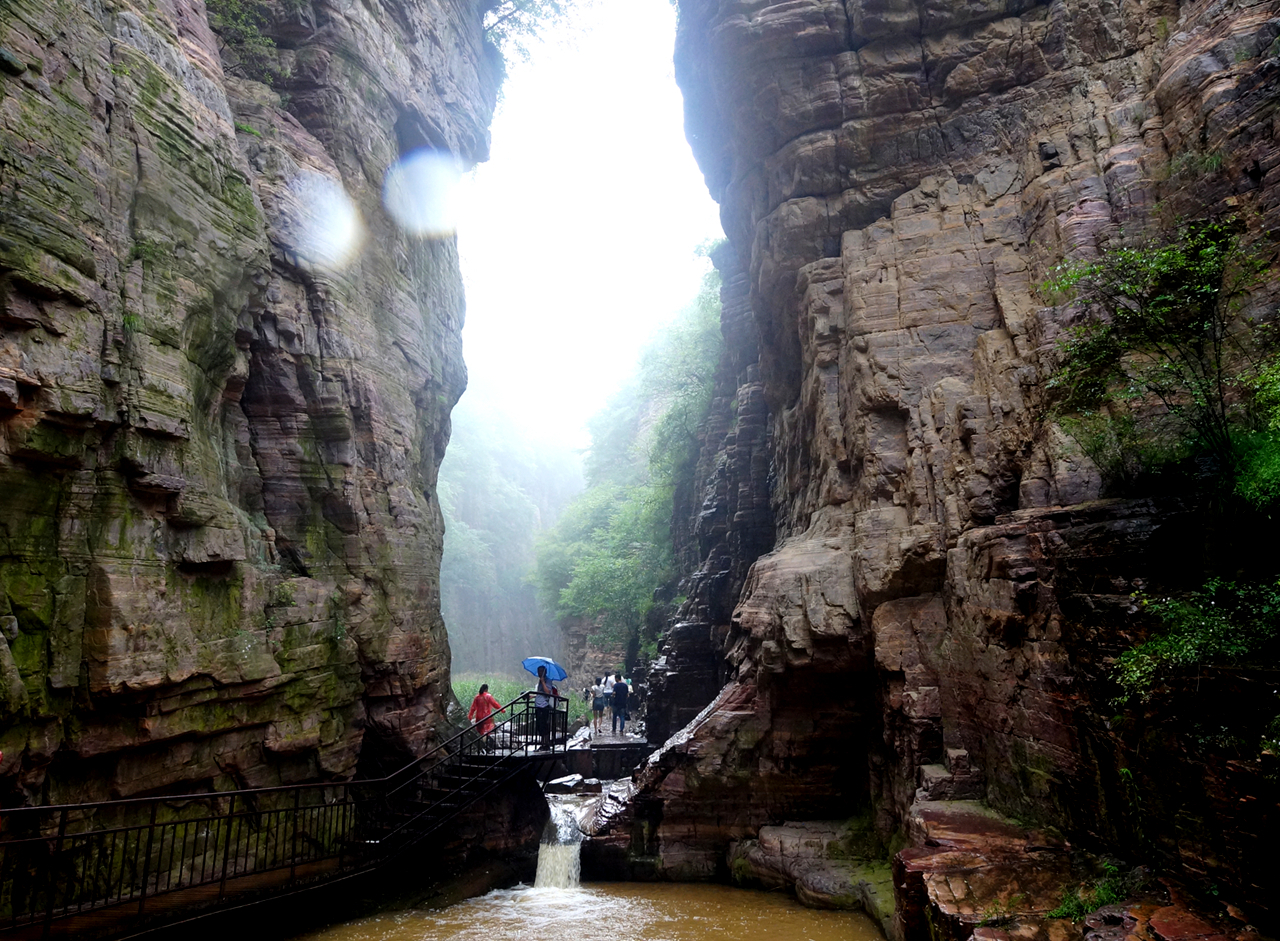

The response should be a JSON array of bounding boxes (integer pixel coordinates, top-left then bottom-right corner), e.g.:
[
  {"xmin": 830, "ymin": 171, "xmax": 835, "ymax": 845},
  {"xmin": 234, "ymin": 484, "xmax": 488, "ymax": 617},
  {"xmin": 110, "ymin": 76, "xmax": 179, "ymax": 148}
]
[{"xmin": 0, "ymin": 690, "xmax": 571, "ymax": 936}]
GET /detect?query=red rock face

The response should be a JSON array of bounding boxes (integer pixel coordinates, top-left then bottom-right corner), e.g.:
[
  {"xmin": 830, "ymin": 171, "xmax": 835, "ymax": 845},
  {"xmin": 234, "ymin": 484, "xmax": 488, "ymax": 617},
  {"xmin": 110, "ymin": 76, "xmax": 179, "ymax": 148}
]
[
  {"xmin": 616, "ymin": 0, "xmax": 1280, "ymax": 924},
  {"xmin": 0, "ymin": 1, "xmax": 499, "ymax": 802}
]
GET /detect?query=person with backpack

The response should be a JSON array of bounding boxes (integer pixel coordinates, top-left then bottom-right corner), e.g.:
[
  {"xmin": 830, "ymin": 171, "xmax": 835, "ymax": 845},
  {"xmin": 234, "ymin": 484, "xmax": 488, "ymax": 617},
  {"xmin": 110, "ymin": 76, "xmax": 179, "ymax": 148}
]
[{"xmin": 611, "ymin": 673, "xmax": 629, "ymax": 735}]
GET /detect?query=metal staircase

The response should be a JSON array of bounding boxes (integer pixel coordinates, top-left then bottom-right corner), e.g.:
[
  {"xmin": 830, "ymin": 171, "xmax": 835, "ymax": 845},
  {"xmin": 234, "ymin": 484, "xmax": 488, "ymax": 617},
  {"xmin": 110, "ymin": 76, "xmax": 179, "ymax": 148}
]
[{"xmin": 0, "ymin": 692, "xmax": 569, "ymax": 939}]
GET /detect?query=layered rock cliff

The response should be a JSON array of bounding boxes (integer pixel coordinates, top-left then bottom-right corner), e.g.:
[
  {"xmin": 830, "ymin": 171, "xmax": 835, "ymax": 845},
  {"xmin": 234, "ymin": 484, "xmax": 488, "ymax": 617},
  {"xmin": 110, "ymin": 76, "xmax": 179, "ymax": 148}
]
[
  {"xmin": 647, "ymin": 241, "xmax": 774, "ymax": 744},
  {"xmin": 618, "ymin": 0, "xmax": 1280, "ymax": 925},
  {"xmin": 0, "ymin": 0, "xmax": 498, "ymax": 804}
]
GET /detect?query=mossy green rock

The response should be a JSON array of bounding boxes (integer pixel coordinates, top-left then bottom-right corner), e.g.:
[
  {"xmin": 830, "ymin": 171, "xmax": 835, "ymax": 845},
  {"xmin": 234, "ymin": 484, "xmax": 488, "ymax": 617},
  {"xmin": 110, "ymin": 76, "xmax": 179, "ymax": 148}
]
[
  {"xmin": 0, "ymin": 0, "xmax": 499, "ymax": 802},
  {"xmin": 728, "ymin": 820, "xmax": 897, "ymax": 939}
]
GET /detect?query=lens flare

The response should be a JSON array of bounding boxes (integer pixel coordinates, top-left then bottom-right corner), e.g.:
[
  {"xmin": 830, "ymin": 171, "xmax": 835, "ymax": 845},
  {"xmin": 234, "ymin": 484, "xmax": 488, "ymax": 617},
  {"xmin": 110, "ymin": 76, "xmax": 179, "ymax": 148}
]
[
  {"xmin": 284, "ymin": 171, "xmax": 363, "ymax": 271},
  {"xmin": 382, "ymin": 148, "xmax": 463, "ymax": 237}
]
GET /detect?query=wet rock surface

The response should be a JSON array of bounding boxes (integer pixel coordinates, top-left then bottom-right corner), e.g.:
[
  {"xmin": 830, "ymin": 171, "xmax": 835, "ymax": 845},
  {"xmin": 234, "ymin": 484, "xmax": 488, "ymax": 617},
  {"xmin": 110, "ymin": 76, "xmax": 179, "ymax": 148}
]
[
  {"xmin": 0, "ymin": 0, "xmax": 499, "ymax": 802},
  {"xmin": 729, "ymin": 820, "xmax": 896, "ymax": 936},
  {"xmin": 604, "ymin": 0, "xmax": 1280, "ymax": 929}
]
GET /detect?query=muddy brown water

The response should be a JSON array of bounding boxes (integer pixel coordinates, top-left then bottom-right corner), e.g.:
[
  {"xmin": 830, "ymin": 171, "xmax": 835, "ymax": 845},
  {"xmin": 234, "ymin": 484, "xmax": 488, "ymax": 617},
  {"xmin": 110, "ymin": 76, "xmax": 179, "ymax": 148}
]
[{"xmin": 295, "ymin": 881, "xmax": 884, "ymax": 941}]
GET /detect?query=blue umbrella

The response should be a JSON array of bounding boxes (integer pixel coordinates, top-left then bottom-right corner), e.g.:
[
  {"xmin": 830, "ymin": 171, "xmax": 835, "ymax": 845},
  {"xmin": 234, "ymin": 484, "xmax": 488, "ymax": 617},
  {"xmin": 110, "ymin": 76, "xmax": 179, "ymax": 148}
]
[{"xmin": 521, "ymin": 656, "xmax": 567, "ymax": 682}]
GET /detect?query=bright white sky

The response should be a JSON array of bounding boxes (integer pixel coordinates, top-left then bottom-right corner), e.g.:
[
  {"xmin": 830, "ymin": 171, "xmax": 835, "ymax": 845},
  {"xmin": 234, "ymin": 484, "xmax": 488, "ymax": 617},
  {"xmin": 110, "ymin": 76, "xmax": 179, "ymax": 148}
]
[{"xmin": 455, "ymin": 0, "xmax": 724, "ymax": 453}]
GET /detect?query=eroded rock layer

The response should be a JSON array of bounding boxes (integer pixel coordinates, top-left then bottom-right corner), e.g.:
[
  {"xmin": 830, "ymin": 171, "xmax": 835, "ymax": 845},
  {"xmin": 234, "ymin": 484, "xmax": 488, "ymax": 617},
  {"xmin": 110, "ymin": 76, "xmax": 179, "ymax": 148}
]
[
  {"xmin": 620, "ymin": 0, "xmax": 1280, "ymax": 923},
  {"xmin": 0, "ymin": 0, "xmax": 498, "ymax": 803}
]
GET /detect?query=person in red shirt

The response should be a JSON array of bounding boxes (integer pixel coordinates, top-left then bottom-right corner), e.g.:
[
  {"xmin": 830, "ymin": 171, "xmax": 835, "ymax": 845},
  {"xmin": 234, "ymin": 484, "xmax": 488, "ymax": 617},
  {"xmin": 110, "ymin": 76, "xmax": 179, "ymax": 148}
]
[{"xmin": 468, "ymin": 684, "xmax": 505, "ymax": 739}]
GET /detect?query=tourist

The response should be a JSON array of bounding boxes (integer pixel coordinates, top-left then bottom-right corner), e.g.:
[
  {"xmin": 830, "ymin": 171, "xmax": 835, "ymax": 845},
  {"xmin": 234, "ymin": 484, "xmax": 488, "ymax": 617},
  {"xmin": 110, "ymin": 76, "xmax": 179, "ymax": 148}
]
[
  {"xmin": 535, "ymin": 665, "xmax": 554, "ymax": 749},
  {"xmin": 611, "ymin": 673, "xmax": 629, "ymax": 735},
  {"xmin": 591, "ymin": 677, "xmax": 606, "ymax": 734},
  {"xmin": 624, "ymin": 676, "xmax": 636, "ymax": 721},
  {"xmin": 467, "ymin": 683, "xmax": 505, "ymax": 748}
]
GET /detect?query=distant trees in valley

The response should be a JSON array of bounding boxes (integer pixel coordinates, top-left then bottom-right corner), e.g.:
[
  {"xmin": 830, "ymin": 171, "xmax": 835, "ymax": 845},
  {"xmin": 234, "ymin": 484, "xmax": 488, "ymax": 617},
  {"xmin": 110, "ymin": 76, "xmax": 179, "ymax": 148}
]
[
  {"xmin": 533, "ymin": 264, "xmax": 723, "ymax": 664},
  {"xmin": 438, "ymin": 398, "xmax": 581, "ymax": 675}
]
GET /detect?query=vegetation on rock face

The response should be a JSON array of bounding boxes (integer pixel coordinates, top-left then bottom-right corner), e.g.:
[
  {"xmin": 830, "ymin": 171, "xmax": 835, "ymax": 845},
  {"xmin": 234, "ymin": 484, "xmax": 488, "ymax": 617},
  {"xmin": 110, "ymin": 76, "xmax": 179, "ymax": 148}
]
[
  {"xmin": 1045, "ymin": 860, "xmax": 1131, "ymax": 920},
  {"xmin": 1044, "ymin": 219, "xmax": 1274, "ymax": 500},
  {"xmin": 533, "ymin": 265, "xmax": 723, "ymax": 662},
  {"xmin": 1115, "ymin": 579, "xmax": 1280, "ymax": 703},
  {"xmin": 1046, "ymin": 221, "xmax": 1280, "ymax": 761},
  {"xmin": 205, "ymin": 0, "xmax": 284, "ymax": 82}
]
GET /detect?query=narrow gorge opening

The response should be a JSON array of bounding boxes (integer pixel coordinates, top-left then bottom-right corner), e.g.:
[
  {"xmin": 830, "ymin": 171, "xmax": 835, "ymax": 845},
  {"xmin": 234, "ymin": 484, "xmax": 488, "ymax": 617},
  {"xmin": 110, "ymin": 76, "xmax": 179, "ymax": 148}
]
[{"xmin": 2, "ymin": 0, "xmax": 1279, "ymax": 938}]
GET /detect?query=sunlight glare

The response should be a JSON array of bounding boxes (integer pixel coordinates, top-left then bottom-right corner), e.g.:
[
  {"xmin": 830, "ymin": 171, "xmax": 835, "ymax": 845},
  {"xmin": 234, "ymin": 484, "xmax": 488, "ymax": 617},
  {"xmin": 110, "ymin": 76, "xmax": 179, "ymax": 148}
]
[
  {"xmin": 382, "ymin": 148, "xmax": 463, "ymax": 237},
  {"xmin": 285, "ymin": 171, "xmax": 364, "ymax": 271}
]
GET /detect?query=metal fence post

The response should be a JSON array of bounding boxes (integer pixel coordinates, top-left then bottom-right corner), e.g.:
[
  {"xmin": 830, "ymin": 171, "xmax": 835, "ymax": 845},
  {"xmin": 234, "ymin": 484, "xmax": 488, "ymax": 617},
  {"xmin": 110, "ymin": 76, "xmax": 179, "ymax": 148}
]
[
  {"xmin": 218, "ymin": 794, "xmax": 236, "ymax": 900},
  {"xmin": 41, "ymin": 806, "xmax": 68, "ymax": 940},
  {"xmin": 136, "ymin": 801, "xmax": 158, "ymax": 916},
  {"xmin": 336, "ymin": 789, "xmax": 347, "ymax": 871},
  {"xmin": 289, "ymin": 788, "xmax": 301, "ymax": 883}
]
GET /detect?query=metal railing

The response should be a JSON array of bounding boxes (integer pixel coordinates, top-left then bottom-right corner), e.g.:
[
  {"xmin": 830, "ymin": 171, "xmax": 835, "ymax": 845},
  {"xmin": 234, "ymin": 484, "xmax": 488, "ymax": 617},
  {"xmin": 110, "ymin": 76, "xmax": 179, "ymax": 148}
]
[{"xmin": 0, "ymin": 692, "xmax": 569, "ymax": 937}]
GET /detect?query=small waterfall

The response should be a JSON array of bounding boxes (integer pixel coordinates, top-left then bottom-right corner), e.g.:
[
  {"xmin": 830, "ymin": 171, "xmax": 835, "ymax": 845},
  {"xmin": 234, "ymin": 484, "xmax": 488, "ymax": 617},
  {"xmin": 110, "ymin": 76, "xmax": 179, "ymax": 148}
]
[{"xmin": 533, "ymin": 797, "xmax": 585, "ymax": 889}]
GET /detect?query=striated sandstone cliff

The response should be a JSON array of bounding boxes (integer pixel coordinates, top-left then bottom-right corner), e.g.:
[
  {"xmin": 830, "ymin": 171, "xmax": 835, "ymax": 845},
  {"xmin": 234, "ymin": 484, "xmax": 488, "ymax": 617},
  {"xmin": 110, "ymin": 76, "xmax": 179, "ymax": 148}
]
[
  {"xmin": 619, "ymin": 0, "xmax": 1280, "ymax": 923},
  {"xmin": 647, "ymin": 241, "xmax": 775, "ymax": 744},
  {"xmin": 0, "ymin": 0, "xmax": 498, "ymax": 804}
]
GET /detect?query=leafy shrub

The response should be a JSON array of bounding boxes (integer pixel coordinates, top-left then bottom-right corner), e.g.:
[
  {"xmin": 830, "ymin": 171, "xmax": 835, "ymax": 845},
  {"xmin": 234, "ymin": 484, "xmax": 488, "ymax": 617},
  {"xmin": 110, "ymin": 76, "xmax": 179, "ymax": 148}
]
[
  {"xmin": 1115, "ymin": 578, "xmax": 1280, "ymax": 702},
  {"xmin": 1044, "ymin": 220, "xmax": 1272, "ymax": 497},
  {"xmin": 1262, "ymin": 714, "xmax": 1280, "ymax": 757},
  {"xmin": 1046, "ymin": 861, "xmax": 1128, "ymax": 920},
  {"xmin": 206, "ymin": 0, "xmax": 282, "ymax": 82}
]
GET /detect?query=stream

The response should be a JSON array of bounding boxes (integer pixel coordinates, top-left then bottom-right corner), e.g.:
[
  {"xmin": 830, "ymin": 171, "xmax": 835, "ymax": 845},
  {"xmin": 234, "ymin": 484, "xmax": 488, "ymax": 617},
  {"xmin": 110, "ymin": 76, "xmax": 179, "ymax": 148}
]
[{"xmin": 296, "ymin": 797, "xmax": 883, "ymax": 941}]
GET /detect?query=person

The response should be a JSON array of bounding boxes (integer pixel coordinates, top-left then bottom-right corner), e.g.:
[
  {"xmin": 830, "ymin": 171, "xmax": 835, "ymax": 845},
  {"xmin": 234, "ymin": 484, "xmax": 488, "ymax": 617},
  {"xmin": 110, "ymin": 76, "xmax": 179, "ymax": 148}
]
[
  {"xmin": 602, "ymin": 676, "xmax": 613, "ymax": 730},
  {"xmin": 534, "ymin": 665, "xmax": 554, "ymax": 749},
  {"xmin": 590, "ymin": 677, "xmax": 606, "ymax": 734},
  {"xmin": 467, "ymin": 684, "xmax": 505, "ymax": 747},
  {"xmin": 624, "ymin": 676, "xmax": 636, "ymax": 722},
  {"xmin": 611, "ymin": 673, "xmax": 629, "ymax": 735}
]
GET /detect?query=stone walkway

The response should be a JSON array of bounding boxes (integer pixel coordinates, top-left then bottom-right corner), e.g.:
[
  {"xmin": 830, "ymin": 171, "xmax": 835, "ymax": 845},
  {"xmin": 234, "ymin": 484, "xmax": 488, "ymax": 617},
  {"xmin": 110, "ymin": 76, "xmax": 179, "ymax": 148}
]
[{"xmin": 583, "ymin": 728, "xmax": 645, "ymax": 744}]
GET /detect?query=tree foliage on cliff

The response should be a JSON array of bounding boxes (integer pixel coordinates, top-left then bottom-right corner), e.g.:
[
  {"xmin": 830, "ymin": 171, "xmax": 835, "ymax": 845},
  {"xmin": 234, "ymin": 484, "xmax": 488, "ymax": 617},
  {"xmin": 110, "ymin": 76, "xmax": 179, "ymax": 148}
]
[
  {"xmin": 533, "ymin": 266, "xmax": 723, "ymax": 656},
  {"xmin": 483, "ymin": 0, "xmax": 576, "ymax": 61},
  {"xmin": 1045, "ymin": 222, "xmax": 1280, "ymax": 756},
  {"xmin": 1116, "ymin": 579, "xmax": 1280, "ymax": 702},
  {"xmin": 1044, "ymin": 219, "xmax": 1276, "ymax": 501},
  {"xmin": 205, "ymin": 0, "xmax": 283, "ymax": 82}
]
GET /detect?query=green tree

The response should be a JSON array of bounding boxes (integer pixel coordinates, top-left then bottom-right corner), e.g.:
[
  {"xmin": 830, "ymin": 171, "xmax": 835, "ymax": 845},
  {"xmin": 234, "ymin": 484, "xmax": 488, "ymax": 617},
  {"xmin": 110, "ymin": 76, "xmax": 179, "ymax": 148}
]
[
  {"xmin": 205, "ymin": 0, "xmax": 282, "ymax": 82},
  {"xmin": 1044, "ymin": 220, "xmax": 1273, "ymax": 498},
  {"xmin": 534, "ymin": 267, "xmax": 723, "ymax": 659},
  {"xmin": 484, "ymin": 0, "xmax": 576, "ymax": 61}
]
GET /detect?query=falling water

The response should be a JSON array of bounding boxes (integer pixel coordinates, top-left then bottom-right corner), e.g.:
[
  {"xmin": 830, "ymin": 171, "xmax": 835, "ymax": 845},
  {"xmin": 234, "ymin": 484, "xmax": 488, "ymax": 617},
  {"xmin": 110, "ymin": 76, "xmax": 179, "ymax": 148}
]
[{"xmin": 533, "ymin": 797, "xmax": 585, "ymax": 889}]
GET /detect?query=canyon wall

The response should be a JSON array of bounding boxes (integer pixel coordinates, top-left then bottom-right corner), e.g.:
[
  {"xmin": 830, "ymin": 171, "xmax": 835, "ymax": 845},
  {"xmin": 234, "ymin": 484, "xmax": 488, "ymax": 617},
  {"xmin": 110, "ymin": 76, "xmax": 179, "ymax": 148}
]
[
  {"xmin": 647, "ymin": 241, "xmax": 774, "ymax": 743},
  {"xmin": 0, "ymin": 0, "xmax": 498, "ymax": 804},
  {"xmin": 624, "ymin": 0, "xmax": 1280, "ymax": 921}
]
